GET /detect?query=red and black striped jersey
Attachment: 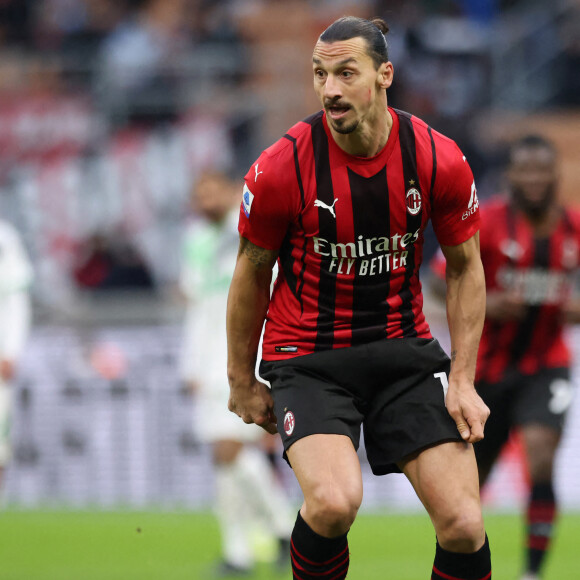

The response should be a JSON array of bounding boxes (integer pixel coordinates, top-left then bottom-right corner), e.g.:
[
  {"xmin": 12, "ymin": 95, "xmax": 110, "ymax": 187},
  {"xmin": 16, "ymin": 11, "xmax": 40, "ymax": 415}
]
[
  {"xmin": 240, "ymin": 108, "xmax": 479, "ymax": 360},
  {"xmin": 432, "ymin": 196, "xmax": 580, "ymax": 383}
]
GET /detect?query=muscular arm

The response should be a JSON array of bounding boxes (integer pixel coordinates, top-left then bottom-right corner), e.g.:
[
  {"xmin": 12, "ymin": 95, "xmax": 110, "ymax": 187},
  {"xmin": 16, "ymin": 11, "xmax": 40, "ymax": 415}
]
[
  {"xmin": 562, "ymin": 299, "xmax": 580, "ymax": 324},
  {"xmin": 226, "ymin": 237, "xmax": 279, "ymax": 433},
  {"xmin": 562, "ymin": 272, "xmax": 580, "ymax": 323},
  {"xmin": 440, "ymin": 232, "xmax": 489, "ymax": 443}
]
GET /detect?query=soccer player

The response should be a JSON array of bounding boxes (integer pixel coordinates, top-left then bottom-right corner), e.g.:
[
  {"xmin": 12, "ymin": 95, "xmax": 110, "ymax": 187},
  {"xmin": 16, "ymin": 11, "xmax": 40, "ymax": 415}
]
[
  {"xmin": 226, "ymin": 16, "xmax": 491, "ymax": 580},
  {"xmin": 179, "ymin": 169, "xmax": 294, "ymax": 577},
  {"xmin": 0, "ymin": 220, "xmax": 33, "ymax": 494},
  {"xmin": 432, "ymin": 134, "xmax": 580, "ymax": 580}
]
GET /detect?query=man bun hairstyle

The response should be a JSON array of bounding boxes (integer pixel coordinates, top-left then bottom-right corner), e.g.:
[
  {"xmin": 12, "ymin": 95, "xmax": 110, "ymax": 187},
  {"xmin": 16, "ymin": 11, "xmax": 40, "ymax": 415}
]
[{"xmin": 319, "ymin": 16, "xmax": 390, "ymax": 69}]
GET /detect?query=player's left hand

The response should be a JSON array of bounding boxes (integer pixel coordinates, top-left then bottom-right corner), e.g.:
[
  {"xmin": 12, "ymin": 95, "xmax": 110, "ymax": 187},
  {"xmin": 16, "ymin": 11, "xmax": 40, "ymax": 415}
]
[{"xmin": 445, "ymin": 378, "xmax": 490, "ymax": 443}]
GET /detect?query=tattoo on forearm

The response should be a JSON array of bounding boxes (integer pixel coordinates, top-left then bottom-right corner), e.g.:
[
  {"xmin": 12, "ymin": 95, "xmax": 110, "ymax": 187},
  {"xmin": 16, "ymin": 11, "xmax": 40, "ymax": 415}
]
[
  {"xmin": 239, "ymin": 238, "xmax": 274, "ymax": 268},
  {"xmin": 450, "ymin": 350, "xmax": 457, "ymax": 365}
]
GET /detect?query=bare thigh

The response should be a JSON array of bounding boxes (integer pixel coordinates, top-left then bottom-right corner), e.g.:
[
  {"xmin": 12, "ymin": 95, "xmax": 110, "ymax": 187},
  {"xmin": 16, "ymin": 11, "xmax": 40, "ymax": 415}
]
[
  {"xmin": 287, "ymin": 434, "xmax": 363, "ymax": 537},
  {"xmin": 400, "ymin": 441, "xmax": 485, "ymax": 552}
]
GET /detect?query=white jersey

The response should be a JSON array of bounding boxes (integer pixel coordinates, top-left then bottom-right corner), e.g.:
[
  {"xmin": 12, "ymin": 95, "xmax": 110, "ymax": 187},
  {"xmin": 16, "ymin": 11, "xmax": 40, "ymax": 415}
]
[
  {"xmin": 179, "ymin": 209, "xmax": 263, "ymax": 441},
  {"xmin": 0, "ymin": 221, "xmax": 33, "ymax": 464},
  {"xmin": 179, "ymin": 208, "xmax": 238, "ymax": 386}
]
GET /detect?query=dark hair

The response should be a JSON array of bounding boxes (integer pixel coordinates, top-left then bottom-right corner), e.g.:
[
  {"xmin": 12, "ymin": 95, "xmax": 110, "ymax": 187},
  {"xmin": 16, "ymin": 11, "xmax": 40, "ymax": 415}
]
[
  {"xmin": 509, "ymin": 134, "xmax": 557, "ymax": 164},
  {"xmin": 319, "ymin": 16, "xmax": 390, "ymax": 69}
]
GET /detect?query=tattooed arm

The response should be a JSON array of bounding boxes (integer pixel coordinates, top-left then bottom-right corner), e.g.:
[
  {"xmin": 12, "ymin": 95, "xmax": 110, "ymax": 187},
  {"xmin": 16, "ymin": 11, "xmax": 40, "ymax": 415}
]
[
  {"xmin": 440, "ymin": 232, "xmax": 489, "ymax": 443},
  {"xmin": 226, "ymin": 237, "xmax": 279, "ymax": 433}
]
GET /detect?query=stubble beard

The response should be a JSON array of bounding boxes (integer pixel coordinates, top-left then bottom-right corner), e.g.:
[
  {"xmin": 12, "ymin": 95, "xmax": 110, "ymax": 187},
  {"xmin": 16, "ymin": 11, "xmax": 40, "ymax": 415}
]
[
  {"xmin": 329, "ymin": 117, "xmax": 359, "ymax": 134},
  {"xmin": 512, "ymin": 184, "xmax": 556, "ymax": 220}
]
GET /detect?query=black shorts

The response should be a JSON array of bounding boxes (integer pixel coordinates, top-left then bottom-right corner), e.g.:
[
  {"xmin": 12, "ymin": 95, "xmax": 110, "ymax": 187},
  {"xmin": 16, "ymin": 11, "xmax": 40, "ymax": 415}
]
[
  {"xmin": 474, "ymin": 367, "xmax": 573, "ymax": 469},
  {"xmin": 259, "ymin": 338, "xmax": 462, "ymax": 475}
]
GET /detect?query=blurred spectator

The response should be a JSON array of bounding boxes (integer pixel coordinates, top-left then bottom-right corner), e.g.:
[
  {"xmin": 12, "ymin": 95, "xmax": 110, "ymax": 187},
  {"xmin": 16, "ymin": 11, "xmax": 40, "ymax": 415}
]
[
  {"xmin": 57, "ymin": 0, "xmax": 128, "ymax": 88},
  {"xmin": 73, "ymin": 231, "xmax": 155, "ymax": 292},
  {"xmin": 556, "ymin": 6, "xmax": 580, "ymax": 107},
  {"xmin": 98, "ymin": 0, "xmax": 195, "ymax": 125},
  {"xmin": 0, "ymin": 220, "xmax": 33, "ymax": 493},
  {"xmin": 0, "ymin": 0, "xmax": 33, "ymax": 48}
]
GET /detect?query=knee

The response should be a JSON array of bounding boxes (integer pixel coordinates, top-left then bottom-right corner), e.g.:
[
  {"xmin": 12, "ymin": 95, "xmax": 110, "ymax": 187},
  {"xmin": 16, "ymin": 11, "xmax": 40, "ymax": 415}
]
[
  {"xmin": 304, "ymin": 484, "xmax": 362, "ymax": 536},
  {"xmin": 436, "ymin": 507, "xmax": 485, "ymax": 553}
]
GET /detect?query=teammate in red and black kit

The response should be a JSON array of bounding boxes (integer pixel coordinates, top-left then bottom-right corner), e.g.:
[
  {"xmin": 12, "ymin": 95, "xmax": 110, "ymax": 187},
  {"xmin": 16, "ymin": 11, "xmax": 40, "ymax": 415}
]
[
  {"xmin": 227, "ymin": 16, "xmax": 492, "ymax": 580},
  {"xmin": 432, "ymin": 134, "xmax": 580, "ymax": 580}
]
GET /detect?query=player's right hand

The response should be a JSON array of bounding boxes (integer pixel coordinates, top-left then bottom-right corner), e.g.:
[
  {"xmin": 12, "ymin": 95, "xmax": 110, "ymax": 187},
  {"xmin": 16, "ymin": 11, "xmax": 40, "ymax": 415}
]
[{"xmin": 228, "ymin": 378, "xmax": 278, "ymax": 435}]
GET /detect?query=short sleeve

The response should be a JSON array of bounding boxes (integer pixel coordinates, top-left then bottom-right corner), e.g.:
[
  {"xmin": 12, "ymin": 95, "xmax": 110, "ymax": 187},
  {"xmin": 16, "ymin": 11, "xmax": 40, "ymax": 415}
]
[
  {"xmin": 238, "ymin": 147, "xmax": 298, "ymax": 251},
  {"xmin": 431, "ymin": 140, "xmax": 480, "ymax": 247}
]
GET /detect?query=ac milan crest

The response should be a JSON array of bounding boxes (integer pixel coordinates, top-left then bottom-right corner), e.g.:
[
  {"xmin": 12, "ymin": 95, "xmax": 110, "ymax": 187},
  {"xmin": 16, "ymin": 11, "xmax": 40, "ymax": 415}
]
[
  {"xmin": 406, "ymin": 188, "xmax": 422, "ymax": 215},
  {"xmin": 283, "ymin": 411, "xmax": 295, "ymax": 436}
]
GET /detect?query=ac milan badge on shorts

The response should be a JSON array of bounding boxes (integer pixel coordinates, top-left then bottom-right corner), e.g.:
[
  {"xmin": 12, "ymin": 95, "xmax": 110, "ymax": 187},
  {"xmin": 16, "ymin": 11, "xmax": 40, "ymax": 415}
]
[
  {"xmin": 283, "ymin": 411, "xmax": 295, "ymax": 436},
  {"xmin": 406, "ymin": 188, "xmax": 422, "ymax": 215}
]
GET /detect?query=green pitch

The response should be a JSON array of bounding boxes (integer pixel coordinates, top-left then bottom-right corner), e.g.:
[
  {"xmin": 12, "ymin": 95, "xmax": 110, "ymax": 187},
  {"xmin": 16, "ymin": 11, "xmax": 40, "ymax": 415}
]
[{"xmin": 0, "ymin": 509, "xmax": 578, "ymax": 579}]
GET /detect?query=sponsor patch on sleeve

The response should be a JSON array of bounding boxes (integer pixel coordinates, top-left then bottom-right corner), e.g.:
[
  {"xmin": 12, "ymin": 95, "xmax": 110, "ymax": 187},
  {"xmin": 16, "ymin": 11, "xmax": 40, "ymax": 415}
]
[{"xmin": 242, "ymin": 183, "xmax": 254, "ymax": 218}]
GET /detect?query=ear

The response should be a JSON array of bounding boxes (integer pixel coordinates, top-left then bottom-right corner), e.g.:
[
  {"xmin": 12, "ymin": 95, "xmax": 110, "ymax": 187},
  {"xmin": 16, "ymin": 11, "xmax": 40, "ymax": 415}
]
[{"xmin": 377, "ymin": 61, "xmax": 394, "ymax": 90}]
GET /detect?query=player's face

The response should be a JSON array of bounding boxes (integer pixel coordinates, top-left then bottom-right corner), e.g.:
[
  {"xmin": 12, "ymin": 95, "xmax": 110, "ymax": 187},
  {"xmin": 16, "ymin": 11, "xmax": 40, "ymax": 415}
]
[
  {"xmin": 312, "ymin": 37, "xmax": 392, "ymax": 135},
  {"xmin": 194, "ymin": 173, "xmax": 235, "ymax": 223},
  {"xmin": 508, "ymin": 146, "xmax": 558, "ymax": 217}
]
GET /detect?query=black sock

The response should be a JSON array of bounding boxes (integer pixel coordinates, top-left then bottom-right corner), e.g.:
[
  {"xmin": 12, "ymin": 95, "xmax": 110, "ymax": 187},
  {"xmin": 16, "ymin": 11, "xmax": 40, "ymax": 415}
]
[
  {"xmin": 526, "ymin": 482, "xmax": 556, "ymax": 574},
  {"xmin": 432, "ymin": 534, "xmax": 491, "ymax": 579},
  {"xmin": 290, "ymin": 511, "xmax": 349, "ymax": 579}
]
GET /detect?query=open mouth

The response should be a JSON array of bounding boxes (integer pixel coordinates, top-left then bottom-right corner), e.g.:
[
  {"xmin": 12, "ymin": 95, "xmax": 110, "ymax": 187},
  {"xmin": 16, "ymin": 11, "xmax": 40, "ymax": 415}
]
[{"xmin": 327, "ymin": 105, "xmax": 351, "ymax": 120}]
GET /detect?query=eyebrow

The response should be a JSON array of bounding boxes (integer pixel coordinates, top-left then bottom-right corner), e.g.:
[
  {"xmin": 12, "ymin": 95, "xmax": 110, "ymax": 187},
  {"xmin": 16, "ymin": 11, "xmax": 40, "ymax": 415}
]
[{"xmin": 312, "ymin": 57, "xmax": 358, "ymax": 66}]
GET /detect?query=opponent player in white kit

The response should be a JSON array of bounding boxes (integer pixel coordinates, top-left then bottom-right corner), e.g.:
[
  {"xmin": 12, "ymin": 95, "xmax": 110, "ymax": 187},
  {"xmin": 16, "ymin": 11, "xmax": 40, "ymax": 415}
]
[
  {"xmin": 179, "ymin": 170, "xmax": 294, "ymax": 577},
  {"xmin": 0, "ymin": 220, "xmax": 33, "ymax": 493}
]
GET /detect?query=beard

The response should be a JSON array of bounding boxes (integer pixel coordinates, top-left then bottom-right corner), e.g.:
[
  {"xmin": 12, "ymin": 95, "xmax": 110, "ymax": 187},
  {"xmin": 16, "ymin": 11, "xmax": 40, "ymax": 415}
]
[
  {"xmin": 511, "ymin": 183, "xmax": 556, "ymax": 219},
  {"xmin": 324, "ymin": 98, "xmax": 359, "ymax": 134},
  {"xmin": 328, "ymin": 116, "xmax": 359, "ymax": 134}
]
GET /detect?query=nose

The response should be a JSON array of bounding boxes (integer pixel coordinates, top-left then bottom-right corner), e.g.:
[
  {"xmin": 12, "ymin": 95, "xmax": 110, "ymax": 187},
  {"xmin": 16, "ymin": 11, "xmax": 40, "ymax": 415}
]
[{"xmin": 323, "ymin": 74, "xmax": 342, "ymax": 101}]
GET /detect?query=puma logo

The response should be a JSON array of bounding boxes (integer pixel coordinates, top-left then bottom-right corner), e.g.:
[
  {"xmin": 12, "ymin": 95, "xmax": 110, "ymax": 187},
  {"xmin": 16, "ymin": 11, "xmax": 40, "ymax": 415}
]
[
  {"xmin": 314, "ymin": 198, "xmax": 338, "ymax": 218},
  {"xmin": 254, "ymin": 164, "xmax": 263, "ymax": 182}
]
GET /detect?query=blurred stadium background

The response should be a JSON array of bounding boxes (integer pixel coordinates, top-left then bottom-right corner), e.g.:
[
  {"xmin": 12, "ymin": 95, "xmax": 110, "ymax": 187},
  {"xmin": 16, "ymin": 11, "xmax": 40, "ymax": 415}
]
[{"xmin": 0, "ymin": 0, "xmax": 579, "ymax": 578}]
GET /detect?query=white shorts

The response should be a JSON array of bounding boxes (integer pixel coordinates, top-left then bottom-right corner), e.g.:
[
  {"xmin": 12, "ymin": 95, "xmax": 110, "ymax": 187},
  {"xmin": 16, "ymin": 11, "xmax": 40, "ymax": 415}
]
[{"xmin": 0, "ymin": 382, "xmax": 12, "ymax": 465}]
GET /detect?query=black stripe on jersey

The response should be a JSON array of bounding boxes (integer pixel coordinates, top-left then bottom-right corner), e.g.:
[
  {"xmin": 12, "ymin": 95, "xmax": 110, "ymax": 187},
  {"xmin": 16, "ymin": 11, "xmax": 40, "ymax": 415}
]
[
  {"xmin": 507, "ymin": 236, "xmax": 551, "ymax": 364},
  {"xmin": 428, "ymin": 126, "xmax": 437, "ymax": 204},
  {"xmin": 396, "ymin": 110, "xmax": 422, "ymax": 337},
  {"xmin": 311, "ymin": 115, "xmax": 337, "ymax": 350},
  {"xmin": 302, "ymin": 111, "xmax": 324, "ymax": 125},
  {"xmin": 280, "ymin": 134, "xmax": 307, "ymax": 313},
  {"xmin": 349, "ymin": 167, "xmax": 390, "ymax": 345}
]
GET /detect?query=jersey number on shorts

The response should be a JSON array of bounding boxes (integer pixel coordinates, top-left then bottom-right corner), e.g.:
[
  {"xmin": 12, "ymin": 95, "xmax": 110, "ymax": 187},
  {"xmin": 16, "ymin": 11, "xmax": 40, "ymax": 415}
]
[
  {"xmin": 434, "ymin": 372, "xmax": 449, "ymax": 400},
  {"xmin": 548, "ymin": 378, "xmax": 574, "ymax": 414}
]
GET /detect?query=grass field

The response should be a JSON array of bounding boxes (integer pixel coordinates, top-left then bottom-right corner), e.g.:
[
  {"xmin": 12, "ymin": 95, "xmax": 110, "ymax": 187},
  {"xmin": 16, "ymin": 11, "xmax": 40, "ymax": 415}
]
[{"xmin": 0, "ymin": 509, "xmax": 578, "ymax": 579}]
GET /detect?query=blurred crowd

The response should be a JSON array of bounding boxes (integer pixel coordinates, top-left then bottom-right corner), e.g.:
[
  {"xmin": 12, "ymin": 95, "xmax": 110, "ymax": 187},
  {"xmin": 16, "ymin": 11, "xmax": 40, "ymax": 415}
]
[{"xmin": 0, "ymin": 0, "xmax": 577, "ymax": 318}]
